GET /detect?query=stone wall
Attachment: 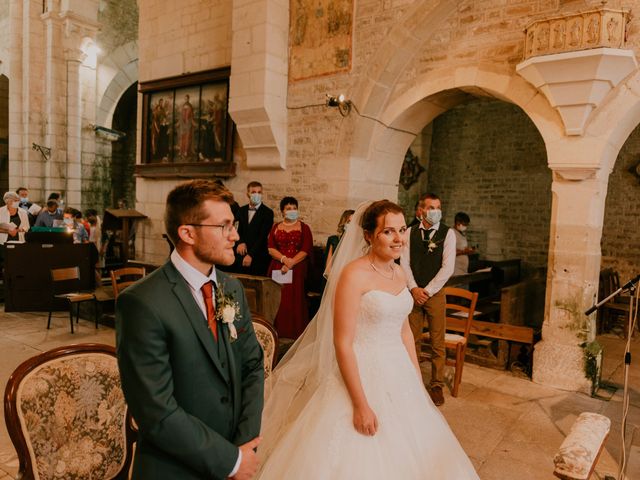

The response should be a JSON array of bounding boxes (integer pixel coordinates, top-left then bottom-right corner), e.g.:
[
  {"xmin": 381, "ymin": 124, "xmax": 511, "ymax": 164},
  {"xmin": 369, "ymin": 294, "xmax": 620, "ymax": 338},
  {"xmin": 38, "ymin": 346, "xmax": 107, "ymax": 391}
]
[
  {"xmin": 136, "ymin": 0, "xmax": 235, "ymax": 263},
  {"xmin": 602, "ymin": 124, "xmax": 640, "ymax": 284},
  {"xmin": 0, "ymin": 2, "xmax": 9, "ymax": 78},
  {"xmin": 427, "ymin": 99, "xmax": 551, "ymax": 273},
  {"xmin": 85, "ymin": 0, "xmax": 139, "ymax": 212}
]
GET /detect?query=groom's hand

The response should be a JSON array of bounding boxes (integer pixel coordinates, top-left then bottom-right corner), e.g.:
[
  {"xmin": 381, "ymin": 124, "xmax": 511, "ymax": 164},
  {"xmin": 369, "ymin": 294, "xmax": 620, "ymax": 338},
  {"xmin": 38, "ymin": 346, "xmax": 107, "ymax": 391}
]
[
  {"xmin": 231, "ymin": 437, "xmax": 262, "ymax": 480},
  {"xmin": 411, "ymin": 287, "xmax": 429, "ymax": 306}
]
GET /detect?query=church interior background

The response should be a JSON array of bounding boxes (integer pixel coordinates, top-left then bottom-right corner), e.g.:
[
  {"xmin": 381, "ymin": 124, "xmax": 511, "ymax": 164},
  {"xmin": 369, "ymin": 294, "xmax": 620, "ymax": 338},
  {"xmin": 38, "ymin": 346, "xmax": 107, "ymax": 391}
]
[{"xmin": 1, "ymin": 0, "xmax": 640, "ymax": 478}]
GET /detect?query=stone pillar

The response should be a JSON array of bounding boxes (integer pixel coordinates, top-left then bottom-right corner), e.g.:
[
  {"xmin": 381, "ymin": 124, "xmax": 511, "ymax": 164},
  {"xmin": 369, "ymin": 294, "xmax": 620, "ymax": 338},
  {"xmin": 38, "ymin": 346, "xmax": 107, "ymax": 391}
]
[
  {"xmin": 532, "ymin": 166, "xmax": 608, "ymax": 394},
  {"xmin": 229, "ymin": 0, "xmax": 288, "ymax": 169}
]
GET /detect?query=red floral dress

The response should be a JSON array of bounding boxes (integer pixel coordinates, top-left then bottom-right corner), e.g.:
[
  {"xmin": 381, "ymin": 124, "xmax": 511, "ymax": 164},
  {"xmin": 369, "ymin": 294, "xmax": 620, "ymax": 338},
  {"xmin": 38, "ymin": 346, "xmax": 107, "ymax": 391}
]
[{"xmin": 267, "ymin": 222, "xmax": 313, "ymax": 339}]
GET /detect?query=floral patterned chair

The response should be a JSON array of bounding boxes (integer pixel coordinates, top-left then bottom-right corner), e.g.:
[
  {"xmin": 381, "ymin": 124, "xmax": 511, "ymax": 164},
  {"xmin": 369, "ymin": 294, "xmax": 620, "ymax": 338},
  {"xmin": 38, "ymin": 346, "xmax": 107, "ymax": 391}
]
[
  {"xmin": 4, "ymin": 344, "xmax": 135, "ymax": 480},
  {"xmin": 251, "ymin": 314, "xmax": 279, "ymax": 380}
]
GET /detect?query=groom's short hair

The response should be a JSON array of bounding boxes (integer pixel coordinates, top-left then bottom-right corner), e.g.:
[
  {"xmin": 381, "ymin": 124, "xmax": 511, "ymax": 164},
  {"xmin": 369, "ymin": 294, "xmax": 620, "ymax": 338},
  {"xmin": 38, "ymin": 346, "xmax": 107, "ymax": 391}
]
[{"xmin": 164, "ymin": 179, "xmax": 234, "ymax": 245}]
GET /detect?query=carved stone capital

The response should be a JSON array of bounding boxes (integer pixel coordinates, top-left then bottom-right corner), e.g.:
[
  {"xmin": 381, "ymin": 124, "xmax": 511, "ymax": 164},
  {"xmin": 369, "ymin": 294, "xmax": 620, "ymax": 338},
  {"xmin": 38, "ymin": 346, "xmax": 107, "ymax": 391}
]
[
  {"xmin": 551, "ymin": 166, "xmax": 598, "ymax": 181},
  {"xmin": 517, "ymin": 48, "xmax": 638, "ymax": 136},
  {"xmin": 523, "ymin": 7, "xmax": 629, "ymax": 60}
]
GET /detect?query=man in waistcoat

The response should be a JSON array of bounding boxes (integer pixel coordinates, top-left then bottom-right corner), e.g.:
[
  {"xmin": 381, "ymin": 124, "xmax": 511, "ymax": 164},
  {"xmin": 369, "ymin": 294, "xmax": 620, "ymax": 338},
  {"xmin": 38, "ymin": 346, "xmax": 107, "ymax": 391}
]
[
  {"xmin": 116, "ymin": 180, "xmax": 264, "ymax": 479},
  {"xmin": 400, "ymin": 192, "xmax": 456, "ymax": 406}
]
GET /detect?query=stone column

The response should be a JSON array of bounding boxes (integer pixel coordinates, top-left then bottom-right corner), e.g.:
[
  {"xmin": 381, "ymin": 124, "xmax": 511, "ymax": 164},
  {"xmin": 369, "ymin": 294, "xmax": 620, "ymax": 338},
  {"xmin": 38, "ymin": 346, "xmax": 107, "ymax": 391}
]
[{"xmin": 532, "ymin": 166, "xmax": 608, "ymax": 394}]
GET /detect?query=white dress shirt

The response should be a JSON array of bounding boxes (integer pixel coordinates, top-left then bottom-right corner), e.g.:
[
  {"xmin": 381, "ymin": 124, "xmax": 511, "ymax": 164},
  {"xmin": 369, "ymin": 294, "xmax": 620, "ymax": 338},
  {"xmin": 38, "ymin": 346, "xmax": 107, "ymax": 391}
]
[
  {"xmin": 247, "ymin": 202, "xmax": 261, "ymax": 223},
  {"xmin": 400, "ymin": 222, "xmax": 456, "ymax": 297},
  {"xmin": 169, "ymin": 249, "xmax": 242, "ymax": 477}
]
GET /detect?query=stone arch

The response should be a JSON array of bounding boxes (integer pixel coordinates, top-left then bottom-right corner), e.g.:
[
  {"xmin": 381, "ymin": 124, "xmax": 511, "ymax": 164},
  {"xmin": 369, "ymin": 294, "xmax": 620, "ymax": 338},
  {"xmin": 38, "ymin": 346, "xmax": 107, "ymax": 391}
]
[
  {"xmin": 336, "ymin": 0, "xmax": 565, "ymax": 203},
  {"xmin": 580, "ymin": 68, "xmax": 640, "ymax": 175},
  {"xmin": 96, "ymin": 41, "xmax": 138, "ymax": 128},
  {"xmin": 341, "ymin": 63, "xmax": 564, "ymax": 203}
]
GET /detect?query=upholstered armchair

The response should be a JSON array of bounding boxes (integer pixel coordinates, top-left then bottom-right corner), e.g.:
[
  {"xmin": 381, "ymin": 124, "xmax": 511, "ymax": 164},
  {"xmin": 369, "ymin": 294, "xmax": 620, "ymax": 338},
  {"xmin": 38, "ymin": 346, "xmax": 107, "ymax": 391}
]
[
  {"xmin": 4, "ymin": 344, "xmax": 135, "ymax": 480},
  {"xmin": 251, "ymin": 314, "xmax": 279, "ymax": 380}
]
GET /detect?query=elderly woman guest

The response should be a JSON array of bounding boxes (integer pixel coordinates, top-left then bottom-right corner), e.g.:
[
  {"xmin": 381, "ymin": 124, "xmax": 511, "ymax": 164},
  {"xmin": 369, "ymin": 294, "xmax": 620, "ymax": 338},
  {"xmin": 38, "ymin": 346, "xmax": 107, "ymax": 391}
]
[
  {"xmin": 0, "ymin": 191, "xmax": 30, "ymax": 244},
  {"xmin": 324, "ymin": 209, "xmax": 355, "ymax": 274},
  {"xmin": 267, "ymin": 196, "xmax": 313, "ymax": 339}
]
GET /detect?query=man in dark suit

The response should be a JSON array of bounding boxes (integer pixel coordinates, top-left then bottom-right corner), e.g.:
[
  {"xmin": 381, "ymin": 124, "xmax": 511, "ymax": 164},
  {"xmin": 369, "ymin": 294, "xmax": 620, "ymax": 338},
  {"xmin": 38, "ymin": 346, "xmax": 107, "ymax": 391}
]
[
  {"xmin": 234, "ymin": 181, "xmax": 274, "ymax": 276},
  {"xmin": 116, "ymin": 180, "xmax": 264, "ymax": 480}
]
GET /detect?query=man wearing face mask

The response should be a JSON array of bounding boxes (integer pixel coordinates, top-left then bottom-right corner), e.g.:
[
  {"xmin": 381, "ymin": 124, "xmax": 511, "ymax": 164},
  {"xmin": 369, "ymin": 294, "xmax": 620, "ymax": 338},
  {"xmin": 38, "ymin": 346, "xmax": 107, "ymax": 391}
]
[
  {"xmin": 453, "ymin": 212, "xmax": 474, "ymax": 276},
  {"xmin": 400, "ymin": 192, "xmax": 456, "ymax": 406},
  {"xmin": 234, "ymin": 181, "xmax": 274, "ymax": 276}
]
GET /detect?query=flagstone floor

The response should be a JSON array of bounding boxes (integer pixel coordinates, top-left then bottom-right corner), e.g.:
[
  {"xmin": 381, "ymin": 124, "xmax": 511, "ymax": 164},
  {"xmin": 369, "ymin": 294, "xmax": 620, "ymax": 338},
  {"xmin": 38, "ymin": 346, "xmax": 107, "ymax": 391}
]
[{"xmin": 0, "ymin": 309, "xmax": 637, "ymax": 479}]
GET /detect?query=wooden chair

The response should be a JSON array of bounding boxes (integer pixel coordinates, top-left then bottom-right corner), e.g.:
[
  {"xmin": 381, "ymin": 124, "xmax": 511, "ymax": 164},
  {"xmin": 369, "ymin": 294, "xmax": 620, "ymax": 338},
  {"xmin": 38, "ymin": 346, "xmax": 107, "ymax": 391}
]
[
  {"xmin": 598, "ymin": 269, "xmax": 632, "ymax": 337},
  {"xmin": 251, "ymin": 313, "xmax": 279, "ymax": 379},
  {"xmin": 4, "ymin": 344, "xmax": 136, "ymax": 480},
  {"xmin": 419, "ymin": 287, "xmax": 479, "ymax": 397},
  {"xmin": 48, "ymin": 266, "xmax": 98, "ymax": 333},
  {"xmin": 110, "ymin": 266, "xmax": 146, "ymax": 299}
]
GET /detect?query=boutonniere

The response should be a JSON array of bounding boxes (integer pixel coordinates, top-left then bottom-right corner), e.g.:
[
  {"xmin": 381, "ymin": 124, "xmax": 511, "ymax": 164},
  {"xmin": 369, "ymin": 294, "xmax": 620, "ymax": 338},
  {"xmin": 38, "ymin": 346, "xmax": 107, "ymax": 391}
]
[
  {"xmin": 426, "ymin": 238, "xmax": 443, "ymax": 253},
  {"xmin": 215, "ymin": 283, "xmax": 241, "ymax": 342}
]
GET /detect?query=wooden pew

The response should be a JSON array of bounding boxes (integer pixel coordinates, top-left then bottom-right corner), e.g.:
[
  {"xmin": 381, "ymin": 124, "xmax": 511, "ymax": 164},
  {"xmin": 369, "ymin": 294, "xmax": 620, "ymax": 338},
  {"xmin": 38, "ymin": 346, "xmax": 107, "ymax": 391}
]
[
  {"xmin": 446, "ymin": 315, "xmax": 535, "ymax": 369},
  {"xmin": 233, "ymin": 273, "xmax": 281, "ymax": 325}
]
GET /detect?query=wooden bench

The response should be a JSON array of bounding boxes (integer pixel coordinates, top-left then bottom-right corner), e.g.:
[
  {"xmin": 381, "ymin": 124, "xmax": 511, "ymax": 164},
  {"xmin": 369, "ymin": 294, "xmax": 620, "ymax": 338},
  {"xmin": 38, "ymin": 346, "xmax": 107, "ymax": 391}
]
[
  {"xmin": 446, "ymin": 317, "xmax": 535, "ymax": 369},
  {"xmin": 553, "ymin": 412, "xmax": 610, "ymax": 480}
]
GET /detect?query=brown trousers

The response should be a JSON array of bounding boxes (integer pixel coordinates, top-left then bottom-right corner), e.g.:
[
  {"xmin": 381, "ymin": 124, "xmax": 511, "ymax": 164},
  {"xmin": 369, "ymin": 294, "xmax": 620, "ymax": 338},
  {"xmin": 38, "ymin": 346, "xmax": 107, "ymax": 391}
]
[{"xmin": 409, "ymin": 289, "xmax": 446, "ymax": 388}]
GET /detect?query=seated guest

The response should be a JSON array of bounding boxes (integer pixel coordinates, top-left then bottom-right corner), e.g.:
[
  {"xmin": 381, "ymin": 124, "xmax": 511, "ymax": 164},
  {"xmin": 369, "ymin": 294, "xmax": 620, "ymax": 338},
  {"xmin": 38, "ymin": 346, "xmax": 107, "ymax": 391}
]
[
  {"xmin": 63, "ymin": 207, "xmax": 89, "ymax": 243},
  {"xmin": 324, "ymin": 208, "xmax": 354, "ymax": 274},
  {"xmin": 267, "ymin": 196, "xmax": 313, "ymax": 339},
  {"xmin": 35, "ymin": 200, "xmax": 63, "ymax": 227},
  {"xmin": 453, "ymin": 211, "xmax": 475, "ymax": 276},
  {"xmin": 234, "ymin": 181, "xmax": 274, "ymax": 276},
  {"xmin": 0, "ymin": 191, "xmax": 30, "ymax": 244},
  {"xmin": 47, "ymin": 192, "xmax": 64, "ymax": 213}
]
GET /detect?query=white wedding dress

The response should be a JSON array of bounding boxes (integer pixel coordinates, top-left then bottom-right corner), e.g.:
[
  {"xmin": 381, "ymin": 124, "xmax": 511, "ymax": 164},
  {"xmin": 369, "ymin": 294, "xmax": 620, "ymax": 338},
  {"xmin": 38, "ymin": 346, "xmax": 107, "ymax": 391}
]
[{"xmin": 256, "ymin": 287, "xmax": 479, "ymax": 479}]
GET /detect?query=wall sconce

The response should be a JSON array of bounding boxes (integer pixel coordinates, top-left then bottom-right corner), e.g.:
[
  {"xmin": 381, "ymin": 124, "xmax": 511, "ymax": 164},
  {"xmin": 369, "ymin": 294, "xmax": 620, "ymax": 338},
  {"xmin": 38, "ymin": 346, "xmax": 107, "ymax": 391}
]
[
  {"xmin": 326, "ymin": 94, "xmax": 352, "ymax": 117},
  {"xmin": 89, "ymin": 124, "xmax": 126, "ymax": 142}
]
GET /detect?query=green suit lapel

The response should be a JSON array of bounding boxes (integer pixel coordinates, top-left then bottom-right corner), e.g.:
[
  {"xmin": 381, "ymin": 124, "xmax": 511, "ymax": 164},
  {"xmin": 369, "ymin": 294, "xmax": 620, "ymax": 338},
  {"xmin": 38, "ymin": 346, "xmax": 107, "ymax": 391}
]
[
  {"xmin": 164, "ymin": 262, "xmax": 230, "ymax": 384},
  {"xmin": 215, "ymin": 270, "xmax": 243, "ymax": 417}
]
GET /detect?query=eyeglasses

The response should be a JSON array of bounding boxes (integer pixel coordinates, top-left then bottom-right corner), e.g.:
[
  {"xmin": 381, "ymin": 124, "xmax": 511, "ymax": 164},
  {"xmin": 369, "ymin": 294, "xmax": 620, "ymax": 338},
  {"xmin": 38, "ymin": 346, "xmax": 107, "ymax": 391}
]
[{"xmin": 186, "ymin": 223, "xmax": 237, "ymax": 236}]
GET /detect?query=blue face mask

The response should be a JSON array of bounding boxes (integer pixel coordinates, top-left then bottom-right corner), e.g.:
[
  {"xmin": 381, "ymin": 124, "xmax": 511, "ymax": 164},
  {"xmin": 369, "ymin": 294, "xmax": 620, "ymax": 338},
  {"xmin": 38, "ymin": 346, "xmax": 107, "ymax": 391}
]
[
  {"xmin": 20, "ymin": 197, "xmax": 28, "ymax": 204},
  {"xmin": 63, "ymin": 218, "xmax": 73, "ymax": 226},
  {"xmin": 285, "ymin": 210, "xmax": 299, "ymax": 222},
  {"xmin": 250, "ymin": 193, "xmax": 262, "ymax": 205}
]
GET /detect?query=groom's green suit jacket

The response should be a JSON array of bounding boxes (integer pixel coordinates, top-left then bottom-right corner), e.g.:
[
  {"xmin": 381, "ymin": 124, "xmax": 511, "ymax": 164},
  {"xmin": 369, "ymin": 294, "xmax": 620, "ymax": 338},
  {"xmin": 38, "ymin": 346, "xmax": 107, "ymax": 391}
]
[{"xmin": 116, "ymin": 262, "xmax": 264, "ymax": 480}]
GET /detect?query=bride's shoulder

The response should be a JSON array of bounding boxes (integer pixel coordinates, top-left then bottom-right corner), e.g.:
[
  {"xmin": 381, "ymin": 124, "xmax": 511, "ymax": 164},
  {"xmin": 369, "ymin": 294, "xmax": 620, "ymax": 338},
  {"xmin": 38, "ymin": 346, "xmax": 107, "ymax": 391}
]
[{"xmin": 338, "ymin": 257, "xmax": 371, "ymax": 282}]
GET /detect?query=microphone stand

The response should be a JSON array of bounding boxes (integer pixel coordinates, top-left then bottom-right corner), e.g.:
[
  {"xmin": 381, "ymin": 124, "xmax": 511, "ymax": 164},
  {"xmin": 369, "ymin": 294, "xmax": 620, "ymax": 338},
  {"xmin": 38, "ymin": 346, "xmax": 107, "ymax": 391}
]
[{"xmin": 585, "ymin": 274, "xmax": 639, "ymax": 480}]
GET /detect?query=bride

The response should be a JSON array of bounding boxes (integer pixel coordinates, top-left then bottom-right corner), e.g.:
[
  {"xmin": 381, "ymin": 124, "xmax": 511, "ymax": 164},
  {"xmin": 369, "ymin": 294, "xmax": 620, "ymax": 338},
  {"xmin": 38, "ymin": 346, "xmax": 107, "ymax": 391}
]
[{"xmin": 256, "ymin": 200, "xmax": 479, "ymax": 479}]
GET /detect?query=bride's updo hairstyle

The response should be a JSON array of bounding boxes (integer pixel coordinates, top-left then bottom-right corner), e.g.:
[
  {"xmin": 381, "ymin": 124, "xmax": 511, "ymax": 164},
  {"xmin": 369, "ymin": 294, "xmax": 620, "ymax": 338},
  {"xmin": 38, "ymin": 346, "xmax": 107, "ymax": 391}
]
[{"xmin": 360, "ymin": 199, "xmax": 404, "ymax": 244}]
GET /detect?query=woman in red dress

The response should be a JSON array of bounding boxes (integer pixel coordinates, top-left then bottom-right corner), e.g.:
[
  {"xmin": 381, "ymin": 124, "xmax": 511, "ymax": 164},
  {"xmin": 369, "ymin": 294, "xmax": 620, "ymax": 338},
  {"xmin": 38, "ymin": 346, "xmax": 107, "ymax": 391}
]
[{"xmin": 267, "ymin": 196, "xmax": 313, "ymax": 339}]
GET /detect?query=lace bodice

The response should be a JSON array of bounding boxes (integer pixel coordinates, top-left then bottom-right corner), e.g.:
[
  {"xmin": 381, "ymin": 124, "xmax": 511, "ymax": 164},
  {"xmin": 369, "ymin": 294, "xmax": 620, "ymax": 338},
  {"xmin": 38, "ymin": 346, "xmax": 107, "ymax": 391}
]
[{"xmin": 353, "ymin": 288, "xmax": 413, "ymax": 349}]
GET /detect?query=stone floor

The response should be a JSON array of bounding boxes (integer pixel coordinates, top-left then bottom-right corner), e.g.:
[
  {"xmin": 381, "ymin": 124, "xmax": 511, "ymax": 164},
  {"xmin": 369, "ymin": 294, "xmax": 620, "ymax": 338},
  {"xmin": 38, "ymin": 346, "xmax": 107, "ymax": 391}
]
[{"xmin": 0, "ymin": 309, "xmax": 637, "ymax": 479}]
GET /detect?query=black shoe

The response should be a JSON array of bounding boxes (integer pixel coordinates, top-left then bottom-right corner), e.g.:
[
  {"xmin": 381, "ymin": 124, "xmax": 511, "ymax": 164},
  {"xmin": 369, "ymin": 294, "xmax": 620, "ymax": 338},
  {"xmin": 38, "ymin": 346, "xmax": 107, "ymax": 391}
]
[{"xmin": 429, "ymin": 386, "xmax": 445, "ymax": 406}]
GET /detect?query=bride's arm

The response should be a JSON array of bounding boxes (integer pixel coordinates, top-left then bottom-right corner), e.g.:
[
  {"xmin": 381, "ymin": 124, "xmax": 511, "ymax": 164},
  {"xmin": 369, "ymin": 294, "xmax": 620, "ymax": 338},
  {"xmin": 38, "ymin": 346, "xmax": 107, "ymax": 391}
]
[
  {"xmin": 401, "ymin": 319, "xmax": 422, "ymax": 379},
  {"xmin": 333, "ymin": 266, "xmax": 378, "ymax": 436}
]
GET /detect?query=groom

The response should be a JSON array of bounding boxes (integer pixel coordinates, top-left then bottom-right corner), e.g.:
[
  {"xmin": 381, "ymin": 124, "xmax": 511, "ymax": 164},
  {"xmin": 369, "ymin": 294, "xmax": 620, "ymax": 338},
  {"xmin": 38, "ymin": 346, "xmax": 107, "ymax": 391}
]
[{"xmin": 116, "ymin": 180, "xmax": 264, "ymax": 479}]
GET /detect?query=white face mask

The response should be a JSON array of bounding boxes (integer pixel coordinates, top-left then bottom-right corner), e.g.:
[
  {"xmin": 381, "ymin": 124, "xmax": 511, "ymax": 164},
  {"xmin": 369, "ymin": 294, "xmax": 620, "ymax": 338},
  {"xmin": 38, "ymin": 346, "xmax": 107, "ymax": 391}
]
[
  {"xmin": 423, "ymin": 208, "xmax": 442, "ymax": 225},
  {"xmin": 457, "ymin": 225, "xmax": 467, "ymax": 232}
]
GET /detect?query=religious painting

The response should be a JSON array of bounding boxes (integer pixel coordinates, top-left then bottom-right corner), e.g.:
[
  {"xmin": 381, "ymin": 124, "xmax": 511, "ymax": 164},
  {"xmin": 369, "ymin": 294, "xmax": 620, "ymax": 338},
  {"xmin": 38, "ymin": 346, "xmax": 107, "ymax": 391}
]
[
  {"xmin": 289, "ymin": 0, "xmax": 354, "ymax": 81},
  {"xmin": 148, "ymin": 91, "xmax": 173, "ymax": 163},
  {"xmin": 198, "ymin": 83, "xmax": 229, "ymax": 162},
  {"xmin": 173, "ymin": 87, "xmax": 200, "ymax": 163},
  {"xmin": 139, "ymin": 68, "xmax": 236, "ymax": 178}
]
